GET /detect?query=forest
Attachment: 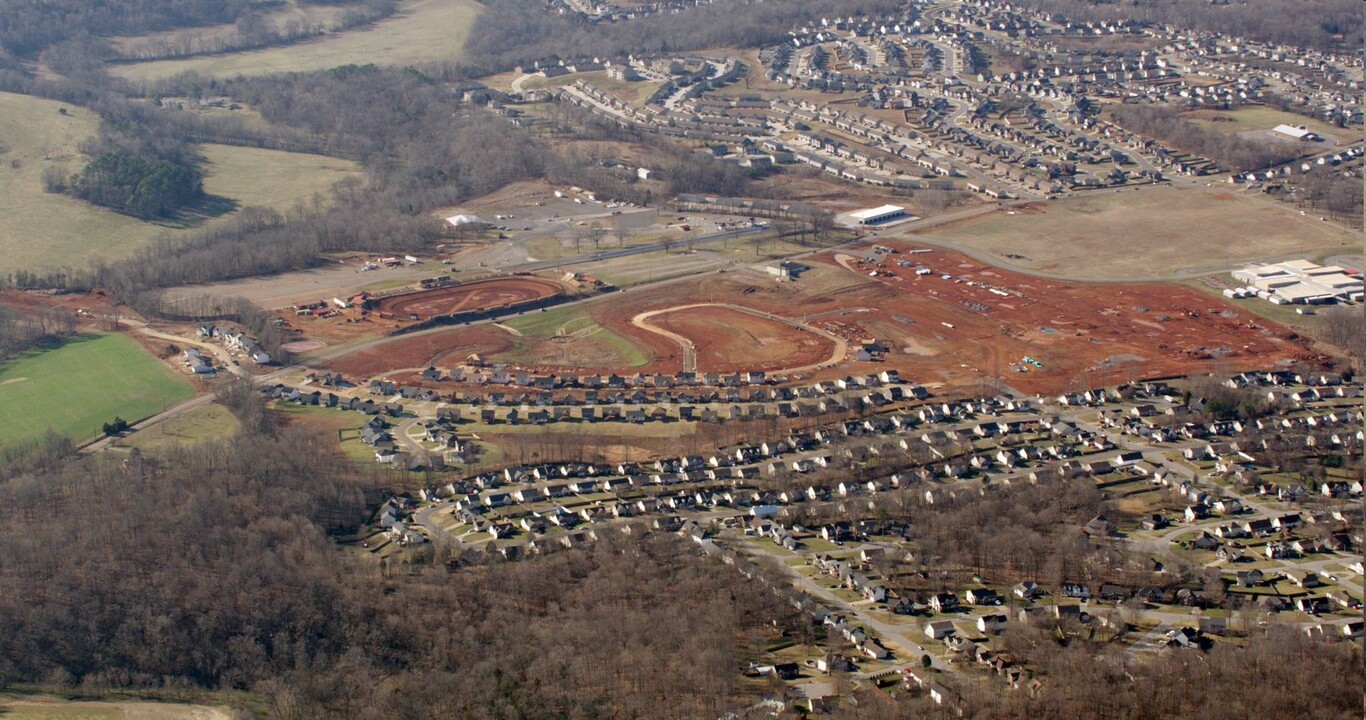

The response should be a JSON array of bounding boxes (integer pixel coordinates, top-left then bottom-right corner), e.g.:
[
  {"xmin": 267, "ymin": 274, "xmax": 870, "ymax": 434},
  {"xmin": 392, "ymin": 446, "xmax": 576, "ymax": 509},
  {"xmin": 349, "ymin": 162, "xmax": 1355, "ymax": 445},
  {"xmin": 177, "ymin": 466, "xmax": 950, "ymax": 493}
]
[
  {"xmin": 0, "ymin": 392, "xmax": 796, "ymax": 719},
  {"xmin": 0, "ymin": 304, "xmax": 77, "ymax": 360},
  {"xmin": 1110, "ymin": 104, "xmax": 1304, "ymax": 172},
  {"xmin": 58, "ymin": 149, "xmax": 205, "ymax": 219}
]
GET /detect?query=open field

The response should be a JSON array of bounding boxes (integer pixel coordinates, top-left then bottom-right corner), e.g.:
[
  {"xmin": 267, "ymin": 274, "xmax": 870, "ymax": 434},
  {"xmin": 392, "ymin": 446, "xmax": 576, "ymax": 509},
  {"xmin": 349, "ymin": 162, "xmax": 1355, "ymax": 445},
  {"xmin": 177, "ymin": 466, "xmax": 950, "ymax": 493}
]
[
  {"xmin": 0, "ymin": 696, "xmax": 232, "ymax": 720},
  {"xmin": 0, "ymin": 334, "xmax": 196, "ymax": 447},
  {"xmin": 198, "ymin": 144, "xmax": 360, "ymax": 211},
  {"xmin": 503, "ymin": 305, "xmax": 596, "ymax": 337},
  {"xmin": 913, "ymin": 184, "xmax": 1358, "ymax": 279},
  {"xmin": 494, "ymin": 325, "xmax": 650, "ymax": 370},
  {"xmin": 498, "ymin": 305, "xmax": 650, "ymax": 369},
  {"xmin": 0, "ymin": 91, "xmax": 361, "ymax": 274},
  {"xmin": 118, "ymin": 402, "xmax": 240, "ymax": 452},
  {"xmin": 375, "ymin": 277, "xmax": 563, "ymax": 320},
  {"xmin": 110, "ymin": 0, "xmax": 483, "ymax": 81},
  {"xmin": 1181, "ymin": 106, "xmax": 1346, "ymax": 142}
]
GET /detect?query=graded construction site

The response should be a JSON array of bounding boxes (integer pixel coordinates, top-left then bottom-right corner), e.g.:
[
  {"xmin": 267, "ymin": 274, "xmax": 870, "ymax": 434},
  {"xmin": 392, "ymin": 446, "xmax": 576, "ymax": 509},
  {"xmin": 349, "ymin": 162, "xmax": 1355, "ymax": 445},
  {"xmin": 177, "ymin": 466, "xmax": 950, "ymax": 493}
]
[
  {"xmin": 323, "ymin": 243, "xmax": 1329, "ymax": 394},
  {"xmin": 373, "ymin": 276, "xmax": 564, "ymax": 321}
]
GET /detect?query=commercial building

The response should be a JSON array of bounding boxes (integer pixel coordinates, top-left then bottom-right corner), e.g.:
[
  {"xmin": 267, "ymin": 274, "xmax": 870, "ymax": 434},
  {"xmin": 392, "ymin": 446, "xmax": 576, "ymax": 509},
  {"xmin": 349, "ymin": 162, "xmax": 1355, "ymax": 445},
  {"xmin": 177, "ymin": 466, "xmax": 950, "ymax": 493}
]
[
  {"xmin": 837, "ymin": 204, "xmax": 916, "ymax": 227},
  {"xmin": 1272, "ymin": 124, "xmax": 1321, "ymax": 141},
  {"xmin": 1232, "ymin": 260, "xmax": 1363, "ymax": 305}
]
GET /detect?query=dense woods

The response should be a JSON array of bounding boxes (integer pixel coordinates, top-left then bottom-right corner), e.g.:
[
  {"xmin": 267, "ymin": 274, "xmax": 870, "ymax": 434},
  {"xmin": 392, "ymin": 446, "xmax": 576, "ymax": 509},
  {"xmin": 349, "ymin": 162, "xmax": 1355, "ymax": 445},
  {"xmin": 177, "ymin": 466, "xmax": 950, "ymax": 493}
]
[
  {"xmin": 59, "ymin": 150, "xmax": 204, "ymax": 219},
  {"xmin": 1110, "ymin": 105, "xmax": 1303, "ymax": 172},
  {"xmin": 1010, "ymin": 0, "xmax": 1360, "ymax": 51},
  {"xmin": 0, "ymin": 405, "xmax": 790, "ymax": 718},
  {"xmin": 882, "ymin": 626, "xmax": 1362, "ymax": 720}
]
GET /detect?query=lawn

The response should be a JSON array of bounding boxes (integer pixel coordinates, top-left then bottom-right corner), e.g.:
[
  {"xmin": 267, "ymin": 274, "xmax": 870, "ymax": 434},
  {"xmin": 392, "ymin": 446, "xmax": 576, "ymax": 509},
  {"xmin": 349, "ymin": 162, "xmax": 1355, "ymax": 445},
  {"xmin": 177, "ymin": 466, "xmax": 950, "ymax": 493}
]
[
  {"xmin": 1181, "ymin": 106, "xmax": 1344, "ymax": 141},
  {"xmin": 110, "ymin": 0, "xmax": 483, "ymax": 81},
  {"xmin": 120, "ymin": 402, "xmax": 240, "ymax": 452},
  {"xmin": 0, "ymin": 334, "xmax": 195, "ymax": 448},
  {"xmin": 0, "ymin": 91, "xmax": 361, "ymax": 274},
  {"xmin": 916, "ymin": 184, "xmax": 1359, "ymax": 280},
  {"xmin": 500, "ymin": 306, "xmax": 650, "ymax": 368}
]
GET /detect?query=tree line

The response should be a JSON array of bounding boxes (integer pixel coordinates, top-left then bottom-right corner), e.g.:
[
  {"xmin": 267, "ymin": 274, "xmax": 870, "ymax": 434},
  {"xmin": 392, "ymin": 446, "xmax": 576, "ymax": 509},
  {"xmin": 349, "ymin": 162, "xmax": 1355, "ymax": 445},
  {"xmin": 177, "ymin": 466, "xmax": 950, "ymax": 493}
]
[
  {"xmin": 1110, "ymin": 104, "xmax": 1304, "ymax": 172},
  {"xmin": 110, "ymin": 0, "xmax": 397, "ymax": 63},
  {"xmin": 0, "ymin": 303, "xmax": 77, "ymax": 360}
]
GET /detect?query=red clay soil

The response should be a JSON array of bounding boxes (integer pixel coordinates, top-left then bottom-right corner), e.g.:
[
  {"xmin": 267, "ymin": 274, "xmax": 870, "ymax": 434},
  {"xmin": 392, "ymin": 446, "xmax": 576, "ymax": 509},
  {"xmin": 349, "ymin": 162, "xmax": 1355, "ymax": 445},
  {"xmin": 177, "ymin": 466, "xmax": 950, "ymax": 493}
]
[
  {"xmin": 805, "ymin": 241, "xmax": 1331, "ymax": 394},
  {"xmin": 326, "ymin": 325, "xmax": 515, "ymax": 379},
  {"xmin": 376, "ymin": 277, "xmax": 562, "ymax": 320},
  {"xmin": 322, "ymin": 245, "xmax": 1332, "ymax": 395},
  {"xmin": 649, "ymin": 305, "xmax": 837, "ymax": 373}
]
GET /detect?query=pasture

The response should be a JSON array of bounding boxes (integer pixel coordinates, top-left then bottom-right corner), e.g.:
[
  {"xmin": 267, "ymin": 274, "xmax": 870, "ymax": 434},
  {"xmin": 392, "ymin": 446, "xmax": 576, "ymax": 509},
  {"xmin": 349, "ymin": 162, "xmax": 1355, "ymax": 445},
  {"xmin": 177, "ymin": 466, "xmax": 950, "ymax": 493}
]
[
  {"xmin": 120, "ymin": 402, "xmax": 241, "ymax": 452},
  {"xmin": 1181, "ymin": 106, "xmax": 1344, "ymax": 141},
  {"xmin": 0, "ymin": 334, "xmax": 195, "ymax": 447},
  {"xmin": 916, "ymin": 184, "xmax": 1358, "ymax": 279},
  {"xmin": 0, "ymin": 696, "xmax": 231, "ymax": 720},
  {"xmin": 0, "ymin": 91, "xmax": 361, "ymax": 274},
  {"xmin": 110, "ymin": 0, "xmax": 483, "ymax": 81}
]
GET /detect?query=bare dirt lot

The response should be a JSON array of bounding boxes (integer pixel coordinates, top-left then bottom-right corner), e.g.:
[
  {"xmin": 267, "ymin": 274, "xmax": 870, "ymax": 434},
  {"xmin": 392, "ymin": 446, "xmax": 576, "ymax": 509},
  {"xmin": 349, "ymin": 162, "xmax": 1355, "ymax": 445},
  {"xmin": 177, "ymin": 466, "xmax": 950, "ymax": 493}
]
[
  {"xmin": 327, "ymin": 325, "xmax": 515, "ymax": 378},
  {"xmin": 376, "ymin": 277, "xmax": 563, "ymax": 320},
  {"xmin": 645, "ymin": 305, "xmax": 838, "ymax": 373},
  {"xmin": 911, "ymin": 184, "xmax": 1359, "ymax": 279},
  {"xmin": 810, "ymin": 241, "xmax": 1329, "ymax": 394}
]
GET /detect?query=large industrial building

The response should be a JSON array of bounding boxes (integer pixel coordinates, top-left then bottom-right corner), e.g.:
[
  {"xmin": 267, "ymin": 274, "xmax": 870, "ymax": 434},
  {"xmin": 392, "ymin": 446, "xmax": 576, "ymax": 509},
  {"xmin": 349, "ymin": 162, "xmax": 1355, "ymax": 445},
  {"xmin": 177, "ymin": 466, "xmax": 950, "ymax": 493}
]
[
  {"xmin": 1231, "ymin": 259, "xmax": 1363, "ymax": 304},
  {"xmin": 837, "ymin": 205, "xmax": 918, "ymax": 227}
]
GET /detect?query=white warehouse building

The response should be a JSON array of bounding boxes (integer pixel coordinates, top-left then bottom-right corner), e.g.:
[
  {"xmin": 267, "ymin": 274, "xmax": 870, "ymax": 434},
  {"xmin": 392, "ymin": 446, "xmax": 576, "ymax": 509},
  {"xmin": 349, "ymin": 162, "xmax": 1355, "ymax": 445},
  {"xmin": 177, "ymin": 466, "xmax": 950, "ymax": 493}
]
[
  {"xmin": 1232, "ymin": 259, "xmax": 1363, "ymax": 305},
  {"xmin": 837, "ymin": 204, "xmax": 917, "ymax": 227}
]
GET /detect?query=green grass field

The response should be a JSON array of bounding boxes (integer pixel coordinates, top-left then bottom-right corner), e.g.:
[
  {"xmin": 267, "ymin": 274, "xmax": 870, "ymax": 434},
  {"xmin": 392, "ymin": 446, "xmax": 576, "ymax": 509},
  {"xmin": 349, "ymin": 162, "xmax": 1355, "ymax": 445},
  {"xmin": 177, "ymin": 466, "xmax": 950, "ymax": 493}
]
[
  {"xmin": 0, "ymin": 91, "xmax": 361, "ymax": 274},
  {"xmin": 110, "ymin": 0, "xmax": 483, "ymax": 81},
  {"xmin": 0, "ymin": 334, "xmax": 196, "ymax": 447},
  {"xmin": 504, "ymin": 305, "xmax": 595, "ymax": 337},
  {"xmin": 501, "ymin": 307, "xmax": 649, "ymax": 368},
  {"xmin": 120, "ymin": 402, "xmax": 240, "ymax": 452}
]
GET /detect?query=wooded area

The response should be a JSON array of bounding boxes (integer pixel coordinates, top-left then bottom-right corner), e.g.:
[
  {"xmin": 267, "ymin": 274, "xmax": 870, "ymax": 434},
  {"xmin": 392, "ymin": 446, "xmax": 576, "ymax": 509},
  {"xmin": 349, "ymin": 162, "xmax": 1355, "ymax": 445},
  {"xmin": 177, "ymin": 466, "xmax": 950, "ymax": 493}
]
[
  {"xmin": 0, "ymin": 400, "xmax": 790, "ymax": 718},
  {"xmin": 1110, "ymin": 105, "xmax": 1303, "ymax": 173},
  {"xmin": 0, "ymin": 304, "xmax": 76, "ymax": 360}
]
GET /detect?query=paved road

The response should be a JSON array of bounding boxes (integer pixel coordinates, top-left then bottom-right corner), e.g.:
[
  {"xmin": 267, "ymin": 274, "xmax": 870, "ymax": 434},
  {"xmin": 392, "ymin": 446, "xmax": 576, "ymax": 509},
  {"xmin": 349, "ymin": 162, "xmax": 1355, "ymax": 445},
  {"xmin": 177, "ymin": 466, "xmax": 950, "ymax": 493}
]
[{"xmin": 734, "ymin": 538, "xmax": 951, "ymax": 673}]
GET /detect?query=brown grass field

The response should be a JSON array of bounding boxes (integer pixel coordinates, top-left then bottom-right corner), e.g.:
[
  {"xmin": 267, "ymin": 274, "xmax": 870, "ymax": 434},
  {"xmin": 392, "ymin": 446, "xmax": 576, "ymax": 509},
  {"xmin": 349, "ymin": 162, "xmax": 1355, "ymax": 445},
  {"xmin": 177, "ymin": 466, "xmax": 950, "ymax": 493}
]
[
  {"xmin": 912, "ymin": 184, "xmax": 1358, "ymax": 279},
  {"xmin": 110, "ymin": 0, "xmax": 482, "ymax": 81}
]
